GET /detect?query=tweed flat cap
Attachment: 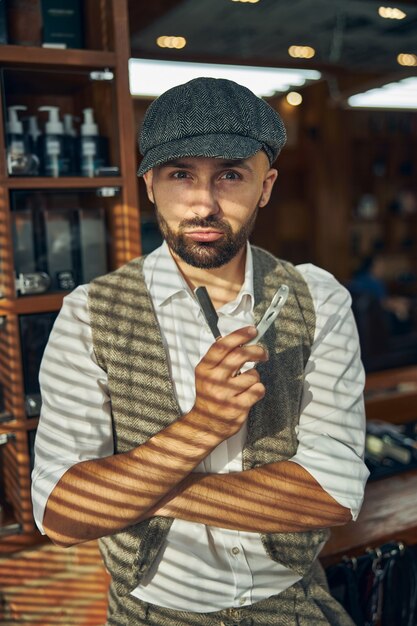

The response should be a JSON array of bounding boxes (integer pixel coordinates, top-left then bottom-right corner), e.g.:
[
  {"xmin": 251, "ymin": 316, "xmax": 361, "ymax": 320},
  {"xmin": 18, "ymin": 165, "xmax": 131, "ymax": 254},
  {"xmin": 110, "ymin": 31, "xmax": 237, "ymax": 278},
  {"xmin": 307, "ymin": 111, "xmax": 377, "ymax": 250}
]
[{"xmin": 137, "ymin": 77, "xmax": 287, "ymax": 175}]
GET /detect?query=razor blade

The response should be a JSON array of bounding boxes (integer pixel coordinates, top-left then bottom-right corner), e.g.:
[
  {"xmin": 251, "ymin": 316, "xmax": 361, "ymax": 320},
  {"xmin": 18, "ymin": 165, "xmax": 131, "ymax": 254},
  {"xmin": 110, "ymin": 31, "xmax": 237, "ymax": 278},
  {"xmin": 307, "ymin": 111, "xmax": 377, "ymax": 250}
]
[{"xmin": 246, "ymin": 284, "xmax": 289, "ymax": 345}]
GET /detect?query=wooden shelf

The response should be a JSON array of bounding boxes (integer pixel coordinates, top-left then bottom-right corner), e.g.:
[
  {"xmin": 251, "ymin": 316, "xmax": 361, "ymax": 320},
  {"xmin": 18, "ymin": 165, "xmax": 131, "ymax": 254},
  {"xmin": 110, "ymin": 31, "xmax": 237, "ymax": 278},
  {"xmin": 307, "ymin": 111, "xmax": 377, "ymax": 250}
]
[
  {"xmin": 5, "ymin": 176, "xmax": 123, "ymax": 190},
  {"xmin": 321, "ymin": 468, "xmax": 417, "ymax": 566},
  {"xmin": 0, "ymin": 417, "xmax": 39, "ymax": 436},
  {"xmin": 0, "ymin": 292, "xmax": 67, "ymax": 315},
  {"xmin": 364, "ymin": 365, "xmax": 417, "ymax": 423},
  {"xmin": 0, "ymin": 45, "xmax": 116, "ymax": 69}
]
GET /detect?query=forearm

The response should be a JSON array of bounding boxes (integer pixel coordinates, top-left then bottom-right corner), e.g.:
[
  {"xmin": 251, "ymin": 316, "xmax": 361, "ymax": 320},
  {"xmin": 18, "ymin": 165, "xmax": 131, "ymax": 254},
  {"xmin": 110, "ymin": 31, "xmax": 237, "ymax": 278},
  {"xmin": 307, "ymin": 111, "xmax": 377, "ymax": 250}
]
[
  {"xmin": 42, "ymin": 409, "xmax": 225, "ymax": 547},
  {"xmin": 42, "ymin": 326, "xmax": 267, "ymax": 546},
  {"xmin": 150, "ymin": 461, "xmax": 352, "ymax": 532}
]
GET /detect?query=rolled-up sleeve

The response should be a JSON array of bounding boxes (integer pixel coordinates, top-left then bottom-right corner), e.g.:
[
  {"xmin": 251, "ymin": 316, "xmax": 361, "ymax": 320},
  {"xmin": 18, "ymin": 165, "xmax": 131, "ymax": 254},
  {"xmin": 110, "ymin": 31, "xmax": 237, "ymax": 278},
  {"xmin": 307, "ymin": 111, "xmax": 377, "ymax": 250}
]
[
  {"xmin": 289, "ymin": 264, "xmax": 370, "ymax": 520},
  {"xmin": 31, "ymin": 285, "xmax": 114, "ymax": 533}
]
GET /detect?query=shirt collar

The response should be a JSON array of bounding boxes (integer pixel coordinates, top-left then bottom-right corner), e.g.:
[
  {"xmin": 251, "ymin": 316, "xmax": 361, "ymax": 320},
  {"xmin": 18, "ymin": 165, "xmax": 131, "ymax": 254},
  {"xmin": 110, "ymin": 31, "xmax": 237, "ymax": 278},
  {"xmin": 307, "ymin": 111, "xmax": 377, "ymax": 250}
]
[
  {"xmin": 220, "ymin": 244, "xmax": 254, "ymax": 315},
  {"xmin": 147, "ymin": 241, "xmax": 192, "ymax": 308},
  {"xmin": 147, "ymin": 240, "xmax": 255, "ymax": 312}
]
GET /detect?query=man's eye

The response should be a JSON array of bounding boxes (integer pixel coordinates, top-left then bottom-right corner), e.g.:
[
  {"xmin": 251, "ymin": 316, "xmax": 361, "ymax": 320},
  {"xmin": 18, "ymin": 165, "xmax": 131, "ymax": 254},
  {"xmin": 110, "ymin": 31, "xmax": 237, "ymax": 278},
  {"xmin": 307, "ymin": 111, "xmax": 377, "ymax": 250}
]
[
  {"xmin": 221, "ymin": 171, "xmax": 240, "ymax": 180},
  {"xmin": 172, "ymin": 171, "xmax": 189, "ymax": 179}
]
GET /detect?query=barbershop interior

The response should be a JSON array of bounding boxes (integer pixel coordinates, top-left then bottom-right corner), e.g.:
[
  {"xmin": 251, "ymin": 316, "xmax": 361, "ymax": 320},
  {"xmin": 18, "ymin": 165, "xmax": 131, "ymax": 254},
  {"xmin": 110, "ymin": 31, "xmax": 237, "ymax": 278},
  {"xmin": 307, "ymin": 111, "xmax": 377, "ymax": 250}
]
[{"xmin": 1, "ymin": 1, "xmax": 417, "ymax": 623}]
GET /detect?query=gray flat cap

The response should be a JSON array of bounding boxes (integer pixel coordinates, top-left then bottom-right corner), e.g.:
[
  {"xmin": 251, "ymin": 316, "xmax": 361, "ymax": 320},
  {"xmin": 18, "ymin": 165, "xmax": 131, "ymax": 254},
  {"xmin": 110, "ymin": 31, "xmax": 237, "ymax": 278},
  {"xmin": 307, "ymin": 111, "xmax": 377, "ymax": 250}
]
[{"xmin": 138, "ymin": 77, "xmax": 286, "ymax": 175}]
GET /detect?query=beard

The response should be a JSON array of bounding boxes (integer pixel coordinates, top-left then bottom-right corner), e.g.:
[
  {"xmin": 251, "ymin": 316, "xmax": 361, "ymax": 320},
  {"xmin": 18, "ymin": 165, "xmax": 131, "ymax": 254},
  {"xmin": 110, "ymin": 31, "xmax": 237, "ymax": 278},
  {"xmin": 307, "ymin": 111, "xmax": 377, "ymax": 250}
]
[{"xmin": 155, "ymin": 205, "xmax": 259, "ymax": 269}]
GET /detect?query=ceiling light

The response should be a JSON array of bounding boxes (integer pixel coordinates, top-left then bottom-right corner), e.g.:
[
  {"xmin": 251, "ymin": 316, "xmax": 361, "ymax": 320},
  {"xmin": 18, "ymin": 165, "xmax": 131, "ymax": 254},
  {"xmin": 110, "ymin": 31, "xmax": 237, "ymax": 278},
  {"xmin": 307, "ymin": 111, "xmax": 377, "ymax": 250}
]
[
  {"xmin": 286, "ymin": 92, "xmax": 303, "ymax": 106},
  {"xmin": 397, "ymin": 53, "xmax": 417, "ymax": 66},
  {"xmin": 129, "ymin": 59, "xmax": 321, "ymax": 98},
  {"xmin": 348, "ymin": 77, "xmax": 417, "ymax": 109},
  {"xmin": 288, "ymin": 46, "xmax": 315, "ymax": 59},
  {"xmin": 378, "ymin": 6, "xmax": 406, "ymax": 19},
  {"xmin": 156, "ymin": 36, "xmax": 187, "ymax": 49}
]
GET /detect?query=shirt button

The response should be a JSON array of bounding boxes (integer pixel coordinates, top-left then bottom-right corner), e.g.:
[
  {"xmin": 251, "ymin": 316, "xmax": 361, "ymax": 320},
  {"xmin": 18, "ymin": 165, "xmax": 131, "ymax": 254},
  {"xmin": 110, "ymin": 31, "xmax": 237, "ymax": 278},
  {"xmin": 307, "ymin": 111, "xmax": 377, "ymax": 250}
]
[
  {"xmin": 239, "ymin": 597, "xmax": 246, "ymax": 606},
  {"xmin": 231, "ymin": 546, "xmax": 240, "ymax": 556}
]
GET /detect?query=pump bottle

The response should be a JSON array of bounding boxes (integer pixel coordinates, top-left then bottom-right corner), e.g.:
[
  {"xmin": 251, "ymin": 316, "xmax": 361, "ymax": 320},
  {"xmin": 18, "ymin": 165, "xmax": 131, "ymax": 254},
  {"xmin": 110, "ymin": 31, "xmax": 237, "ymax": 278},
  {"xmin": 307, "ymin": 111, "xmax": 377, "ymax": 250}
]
[
  {"xmin": 63, "ymin": 114, "xmax": 78, "ymax": 175},
  {"xmin": 23, "ymin": 115, "xmax": 42, "ymax": 174},
  {"xmin": 6, "ymin": 105, "xmax": 31, "ymax": 175},
  {"xmin": 79, "ymin": 108, "xmax": 108, "ymax": 177},
  {"xmin": 38, "ymin": 106, "xmax": 70, "ymax": 177}
]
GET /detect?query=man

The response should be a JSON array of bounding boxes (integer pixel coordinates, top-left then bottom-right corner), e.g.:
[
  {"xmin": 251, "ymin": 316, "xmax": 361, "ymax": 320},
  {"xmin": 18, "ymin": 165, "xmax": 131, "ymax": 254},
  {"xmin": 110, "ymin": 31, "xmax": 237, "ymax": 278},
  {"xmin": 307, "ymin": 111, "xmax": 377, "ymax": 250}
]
[{"xmin": 32, "ymin": 77, "xmax": 369, "ymax": 626}]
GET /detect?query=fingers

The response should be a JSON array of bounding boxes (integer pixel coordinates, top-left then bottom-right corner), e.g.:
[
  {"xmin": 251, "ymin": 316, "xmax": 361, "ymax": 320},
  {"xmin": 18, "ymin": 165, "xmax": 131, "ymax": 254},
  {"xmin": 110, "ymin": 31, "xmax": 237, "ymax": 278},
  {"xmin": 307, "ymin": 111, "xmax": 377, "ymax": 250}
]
[
  {"xmin": 193, "ymin": 326, "xmax": 268, "ymax": 439},
  {"xmin": 226, "ymin": 369, "xmax": 266, "ymax": 398},
  {"xmin": 239, "ymin": 381, "xmax": 266, "ymax": 404},
  {"xmin": 228, "ymin": 368, "xmax": 264, "ymax": 393},
  {"xmin": 204, "ymin": 326, "xmax": 258, "ymax": 368},
  {"xmin": 226, "ymin": 376, "xmax": 266, "ymax": 410},
  {"xmin": 219, "ymin": 344, "xmax": 268, "ymax": 378},
  {"xmin": 203, "ymin": 327, "xmax": 268, "ymax": 374}
]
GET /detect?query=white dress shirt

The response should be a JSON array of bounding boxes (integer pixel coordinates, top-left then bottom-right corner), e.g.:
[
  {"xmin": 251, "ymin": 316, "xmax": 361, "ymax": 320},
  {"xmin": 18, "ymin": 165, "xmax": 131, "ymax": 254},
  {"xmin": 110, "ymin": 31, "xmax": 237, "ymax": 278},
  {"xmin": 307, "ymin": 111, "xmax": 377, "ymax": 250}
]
[{"xmin": 32, "ymin": 242, "xmax": 369, "ymax": 612}]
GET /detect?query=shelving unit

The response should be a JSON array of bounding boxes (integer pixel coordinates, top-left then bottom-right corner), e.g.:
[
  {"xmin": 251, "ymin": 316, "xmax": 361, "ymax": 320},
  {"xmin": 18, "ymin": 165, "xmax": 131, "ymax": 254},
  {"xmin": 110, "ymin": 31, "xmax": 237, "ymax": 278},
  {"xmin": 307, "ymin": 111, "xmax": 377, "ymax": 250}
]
[
  {"xmin": 0, "ymin": 0, "xmax": 140, "ymax": 549},
  {"xmin": 347, "ymin": 109, "xmax": 417, "ymax": 283}
]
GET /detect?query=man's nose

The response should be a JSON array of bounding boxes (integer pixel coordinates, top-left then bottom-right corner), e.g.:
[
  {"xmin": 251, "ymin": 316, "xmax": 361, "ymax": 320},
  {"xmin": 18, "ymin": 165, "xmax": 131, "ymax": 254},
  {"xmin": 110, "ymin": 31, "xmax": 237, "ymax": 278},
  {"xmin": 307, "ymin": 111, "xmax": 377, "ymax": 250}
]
[{"xmin": 190, "ymin": 182, "xmax": 220, "ymax": 218}]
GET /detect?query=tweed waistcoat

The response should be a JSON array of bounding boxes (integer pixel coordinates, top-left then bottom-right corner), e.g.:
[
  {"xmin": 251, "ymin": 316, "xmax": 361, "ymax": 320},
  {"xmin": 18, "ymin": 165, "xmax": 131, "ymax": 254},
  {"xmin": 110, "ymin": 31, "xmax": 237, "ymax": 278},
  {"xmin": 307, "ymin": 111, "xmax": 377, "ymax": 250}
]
[{"xmin": 89, "ymin": 246, "xmax": 330, "ymax": 598}]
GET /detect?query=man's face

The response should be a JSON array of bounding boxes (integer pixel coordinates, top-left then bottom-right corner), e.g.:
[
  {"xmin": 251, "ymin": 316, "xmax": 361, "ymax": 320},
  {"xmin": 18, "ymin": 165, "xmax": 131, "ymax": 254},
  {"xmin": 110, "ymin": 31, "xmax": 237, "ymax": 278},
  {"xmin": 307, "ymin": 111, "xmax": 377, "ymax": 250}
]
[{"xmin": 143, "ymin": 152, "xmax": 278, "ymax": 269}]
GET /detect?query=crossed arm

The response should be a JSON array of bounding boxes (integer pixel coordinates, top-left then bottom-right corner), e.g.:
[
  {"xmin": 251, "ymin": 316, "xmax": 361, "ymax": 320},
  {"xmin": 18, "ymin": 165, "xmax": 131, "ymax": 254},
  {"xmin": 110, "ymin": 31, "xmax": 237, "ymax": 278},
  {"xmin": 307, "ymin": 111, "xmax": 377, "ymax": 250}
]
[
  {"xmin": 41, "ymin": 326, "xmax": 350, "ymax": 547},
  {"xmin": 144, "ymin": 461, "xmax": 351, "ymax": 532},
  {"xmin": 43, "ymin": 441, "xmax": 350, "ymax": 548}
]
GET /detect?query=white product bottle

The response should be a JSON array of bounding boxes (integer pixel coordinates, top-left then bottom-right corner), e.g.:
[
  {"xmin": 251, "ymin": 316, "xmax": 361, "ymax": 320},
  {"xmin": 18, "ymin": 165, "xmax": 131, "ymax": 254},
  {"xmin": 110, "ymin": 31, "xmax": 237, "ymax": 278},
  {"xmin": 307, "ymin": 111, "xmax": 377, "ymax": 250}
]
[
  {"xmin": 79, "ymin": 108, "xmax": 107, "ymax": 177},
  {"xmin": 23, "ymin": 115, "xmax": 42, "ymax": 174},
  {"xmin": 38, "ymin": 106, "xmax": 65, "ymax": 177},
  {"xmin": 63, "ymin": 113, "xmax": 78, "ymax": 175},
  {"xmin": 25, "ymin": 115, "xmax": 42, "ymax": 149},
  {"xmin": 6, "ymin": 105, "xmax": 29, "ymax": 175}
]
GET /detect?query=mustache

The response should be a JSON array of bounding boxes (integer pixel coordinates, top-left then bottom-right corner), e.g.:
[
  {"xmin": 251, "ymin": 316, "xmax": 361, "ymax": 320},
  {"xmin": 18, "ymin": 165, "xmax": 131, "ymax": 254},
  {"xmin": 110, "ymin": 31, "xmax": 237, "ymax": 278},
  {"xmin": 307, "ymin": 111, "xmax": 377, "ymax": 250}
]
[{"xmin": 178, "ymin": 216, "xmax": 230, "ymax": 231}]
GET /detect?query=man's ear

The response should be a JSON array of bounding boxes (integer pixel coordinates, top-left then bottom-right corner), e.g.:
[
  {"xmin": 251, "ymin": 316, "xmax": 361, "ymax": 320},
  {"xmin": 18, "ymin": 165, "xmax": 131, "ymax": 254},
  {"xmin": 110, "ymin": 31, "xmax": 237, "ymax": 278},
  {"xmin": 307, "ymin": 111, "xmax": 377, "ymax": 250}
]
[
  {"xmin": 143, "ymin": 170, "xmax": 155, "ymax": 204},
  {"xmin": 259, "ymin": 168, "xmax": 278, "ymax": 208}
]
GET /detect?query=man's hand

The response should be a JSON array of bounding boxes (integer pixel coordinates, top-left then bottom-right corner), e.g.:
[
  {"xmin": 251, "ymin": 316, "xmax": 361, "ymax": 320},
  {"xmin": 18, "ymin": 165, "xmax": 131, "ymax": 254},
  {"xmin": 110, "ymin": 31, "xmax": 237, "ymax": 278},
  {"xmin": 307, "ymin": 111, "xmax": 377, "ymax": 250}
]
[
  {"xmin": 41, "ymin": 326, "xmax": 268, "ymax": 547},
  {"xmin": 191, "ymin": 326, "xmax": 268, "ymax": 439}
]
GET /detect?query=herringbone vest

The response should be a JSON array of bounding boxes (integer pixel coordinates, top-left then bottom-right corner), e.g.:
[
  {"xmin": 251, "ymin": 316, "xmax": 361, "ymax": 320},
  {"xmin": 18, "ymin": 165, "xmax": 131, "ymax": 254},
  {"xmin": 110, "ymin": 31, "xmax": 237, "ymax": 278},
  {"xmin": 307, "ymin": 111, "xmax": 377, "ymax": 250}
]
[{"xmin": 89, "ymin": 246, "xmax": 330, "ymax": 598}]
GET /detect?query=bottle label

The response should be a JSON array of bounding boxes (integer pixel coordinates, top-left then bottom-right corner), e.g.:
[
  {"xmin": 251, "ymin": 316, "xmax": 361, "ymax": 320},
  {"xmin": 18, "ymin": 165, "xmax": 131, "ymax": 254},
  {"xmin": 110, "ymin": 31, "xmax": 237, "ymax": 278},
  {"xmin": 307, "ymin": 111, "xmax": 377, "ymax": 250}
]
[
  {"xmin": 82, "ymin": 139, "xmax": 96, "ymax": 157},
  {"xmin": 9, "ymin": 140, "xmax": 25, "ymax": 156},
  {"xmin": 46, "ymin": 138, "xmax": 61, "ymax": 156}
]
